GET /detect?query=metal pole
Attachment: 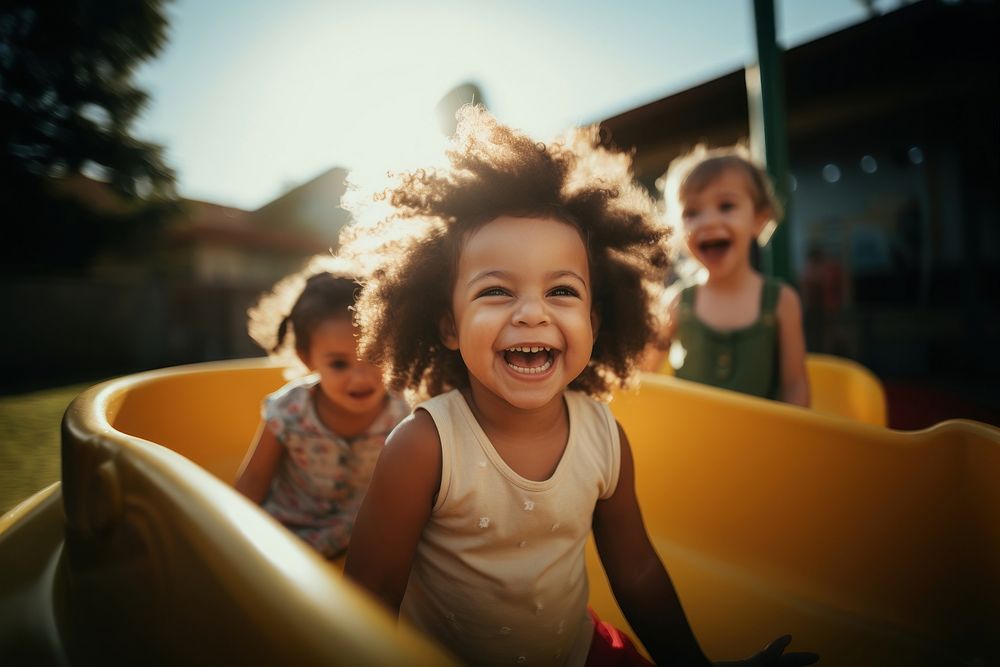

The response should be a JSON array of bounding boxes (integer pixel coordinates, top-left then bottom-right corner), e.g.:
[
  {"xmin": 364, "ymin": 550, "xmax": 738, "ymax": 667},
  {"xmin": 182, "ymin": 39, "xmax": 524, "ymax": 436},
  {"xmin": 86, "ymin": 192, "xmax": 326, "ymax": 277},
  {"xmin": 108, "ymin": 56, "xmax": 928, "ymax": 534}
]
[{"xmin": 747, "ymin": 0, "xmax": 793, "ymax": 281}]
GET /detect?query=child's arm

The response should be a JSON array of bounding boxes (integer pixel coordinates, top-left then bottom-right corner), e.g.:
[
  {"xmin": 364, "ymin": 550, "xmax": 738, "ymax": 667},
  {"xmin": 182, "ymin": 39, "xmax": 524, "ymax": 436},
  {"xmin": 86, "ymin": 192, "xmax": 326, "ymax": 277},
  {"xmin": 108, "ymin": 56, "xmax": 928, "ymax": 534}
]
[
  {"xmin": 344, "ymin": 410, "xmax": 441, "ymax": 614},
  {"xmin": 234, "ymin": 421, "xmax": 283, "ymax": 503},
  {"xmin": 776, "ymin": 285, "xmax": 810, "ymax": 407},
  {"xmin": 593, "ymin": 424, "xmax": 710, "ymax": 665},
  {"xmin": 639, "ymin": 291, "xmax": 681, "ymax": 372},
  {"xmin": 594, "ymin": 424, "xmax": 817, "ymax": 666}
]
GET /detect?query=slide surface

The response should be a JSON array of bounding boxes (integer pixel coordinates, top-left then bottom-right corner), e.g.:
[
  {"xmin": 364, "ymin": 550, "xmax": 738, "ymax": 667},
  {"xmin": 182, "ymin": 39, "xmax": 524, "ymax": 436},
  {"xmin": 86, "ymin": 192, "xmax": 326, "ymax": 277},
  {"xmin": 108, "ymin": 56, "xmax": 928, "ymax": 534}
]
[{"xmin": 1, "ymin": 358, "xmax": 996, "ymax": 665}]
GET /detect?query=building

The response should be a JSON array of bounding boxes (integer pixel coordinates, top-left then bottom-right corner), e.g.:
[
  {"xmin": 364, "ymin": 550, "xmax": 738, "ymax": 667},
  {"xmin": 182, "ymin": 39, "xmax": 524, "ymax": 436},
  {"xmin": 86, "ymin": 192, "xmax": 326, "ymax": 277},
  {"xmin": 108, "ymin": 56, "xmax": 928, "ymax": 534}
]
[
  {"xmin": 6, "ymin": 167, "xmax": 352, "ymax": 390},
  {"xmin": 600, "ymin": 0, "xmax": 999, "ymax": 423},
  {"xmin": 164, "ymin": 168, "xmax": 350, "ymax": 287}
]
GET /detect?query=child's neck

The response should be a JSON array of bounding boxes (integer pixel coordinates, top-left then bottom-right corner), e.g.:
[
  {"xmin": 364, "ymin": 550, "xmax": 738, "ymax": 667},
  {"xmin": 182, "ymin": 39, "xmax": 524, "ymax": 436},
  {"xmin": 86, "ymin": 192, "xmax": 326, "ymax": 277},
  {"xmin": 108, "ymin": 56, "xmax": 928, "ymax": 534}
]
[
  {"xmin": 703, "ymin": 262, "xmax": 759, "ymax": 291},
  {"xmin": 461, "ymin": 382, "xmax": 570, "ymax": 482},
  {"xmin": 695, "ymin": 269, "xmax": 765, "ymax": 331},
  {"xmin": 313, "ymin": 390, "xmax": 385, "ymax": 439}
]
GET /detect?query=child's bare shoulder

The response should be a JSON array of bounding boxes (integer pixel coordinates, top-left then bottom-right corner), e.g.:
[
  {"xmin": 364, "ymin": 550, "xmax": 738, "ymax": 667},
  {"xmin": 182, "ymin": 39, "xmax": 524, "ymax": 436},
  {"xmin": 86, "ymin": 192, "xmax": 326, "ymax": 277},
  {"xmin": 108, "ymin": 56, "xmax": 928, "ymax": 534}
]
[
  {"xmin": 364, "ymin": 408, "xmax": 443, "ymax": 510},
  {"xmin": 380, "ymin": 409, "xmax": 442, "ymax": 468},
  {"xmin": 776, "ymin": 281, "xmax": 804, "ymax": 317}
]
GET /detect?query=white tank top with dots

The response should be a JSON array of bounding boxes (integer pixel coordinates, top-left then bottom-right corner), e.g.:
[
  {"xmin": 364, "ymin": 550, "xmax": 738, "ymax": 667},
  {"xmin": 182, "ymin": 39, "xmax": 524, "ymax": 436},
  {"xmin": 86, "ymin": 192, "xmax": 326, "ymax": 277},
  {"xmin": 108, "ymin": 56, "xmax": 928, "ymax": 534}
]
[{"xmin": 400, "ymin": 389, "xmax": 621, "ymax": 667}]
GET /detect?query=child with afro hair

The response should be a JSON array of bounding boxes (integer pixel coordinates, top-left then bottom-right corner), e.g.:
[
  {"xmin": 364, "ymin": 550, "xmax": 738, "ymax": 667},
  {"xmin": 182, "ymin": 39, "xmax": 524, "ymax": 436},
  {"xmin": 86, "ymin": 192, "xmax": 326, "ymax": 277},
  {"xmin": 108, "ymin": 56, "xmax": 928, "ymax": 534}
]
[{"xmin": 341, "ymin": 107, "xmax": 815, "ymax": 667}]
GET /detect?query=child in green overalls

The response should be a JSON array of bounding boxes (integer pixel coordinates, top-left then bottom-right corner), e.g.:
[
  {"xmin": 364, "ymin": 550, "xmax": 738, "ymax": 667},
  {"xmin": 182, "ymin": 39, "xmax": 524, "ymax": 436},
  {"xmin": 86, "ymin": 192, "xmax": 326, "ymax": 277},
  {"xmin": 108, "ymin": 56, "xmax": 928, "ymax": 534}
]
[{"xmin": 642, "ymin": 145, "xmax": 810, "ymax": 406}]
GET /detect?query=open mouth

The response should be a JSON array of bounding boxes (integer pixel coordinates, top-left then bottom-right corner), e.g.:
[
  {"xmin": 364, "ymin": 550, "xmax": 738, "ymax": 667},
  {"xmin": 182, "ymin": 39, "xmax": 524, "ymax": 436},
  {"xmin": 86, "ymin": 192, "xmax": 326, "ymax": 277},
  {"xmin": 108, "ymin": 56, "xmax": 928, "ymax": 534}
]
[
  {"xmin": 348, "ymin": 388, "xmax": 376, "ymax": 400},
  {"xmin": 698, "ymin": 237, "xmax": 732, "ymax": 261},
  {"xmin": 502, "ymin": 345, "xmax": 555, "ymax": 375}
]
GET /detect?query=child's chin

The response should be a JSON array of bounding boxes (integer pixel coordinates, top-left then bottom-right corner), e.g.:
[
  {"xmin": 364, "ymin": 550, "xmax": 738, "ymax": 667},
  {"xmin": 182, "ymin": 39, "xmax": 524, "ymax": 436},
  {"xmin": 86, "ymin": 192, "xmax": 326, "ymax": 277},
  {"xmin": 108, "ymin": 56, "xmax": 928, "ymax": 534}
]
[
  {"xmin": 345, "ymin": 391, "xmax": 381, "ymax": 409},
  {"xmin": 697, "ymin": 247, "xmax": 732, "ymax": 266},
  {"xmin": 501, "ymin": 387, "xmax": 563, "ymax": 410}
]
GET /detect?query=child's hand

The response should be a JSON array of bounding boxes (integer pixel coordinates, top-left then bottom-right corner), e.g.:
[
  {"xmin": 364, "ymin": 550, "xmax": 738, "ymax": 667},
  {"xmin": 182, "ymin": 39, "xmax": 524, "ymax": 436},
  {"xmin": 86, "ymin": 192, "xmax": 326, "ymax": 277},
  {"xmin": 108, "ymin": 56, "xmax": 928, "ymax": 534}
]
[{"xmin": 714, "ymin": 635, "xmax": 819, "ymax": 666}]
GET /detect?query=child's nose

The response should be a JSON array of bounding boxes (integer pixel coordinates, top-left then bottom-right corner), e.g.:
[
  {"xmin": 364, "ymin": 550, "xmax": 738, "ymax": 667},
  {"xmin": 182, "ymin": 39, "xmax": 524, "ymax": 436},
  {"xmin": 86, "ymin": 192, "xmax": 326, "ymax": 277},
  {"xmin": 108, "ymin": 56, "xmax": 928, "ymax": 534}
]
[
  {"xmin": 686, "ymin": 212, "xmax": 717, "ymax": 231},
  {"xmin": 351, "ymin": 362, "xmax": 377, "ymax": 381},
  {"xmin": 684, "ymin": 212, "xmax": 705, "ymax": 228},
  {"xmin": 512, "ymin": 296, "xmax": 549, "ymax": 326}
]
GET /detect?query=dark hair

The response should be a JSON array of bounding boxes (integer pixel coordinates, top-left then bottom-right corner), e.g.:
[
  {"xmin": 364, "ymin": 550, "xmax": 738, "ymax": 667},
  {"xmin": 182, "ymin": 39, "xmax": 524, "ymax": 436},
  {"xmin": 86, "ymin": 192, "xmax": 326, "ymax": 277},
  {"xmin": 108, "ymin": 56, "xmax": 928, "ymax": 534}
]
[
  {"xmin": 340, "ymin": 106, "xmax": 670, "ymax": 399},
  {"xmin": 247, "ymin": 260, "xmax": 361, "ymax": 360},
  {"xmin": 274, "ymin": 272, "xmax": 358, "ymax": 353}
]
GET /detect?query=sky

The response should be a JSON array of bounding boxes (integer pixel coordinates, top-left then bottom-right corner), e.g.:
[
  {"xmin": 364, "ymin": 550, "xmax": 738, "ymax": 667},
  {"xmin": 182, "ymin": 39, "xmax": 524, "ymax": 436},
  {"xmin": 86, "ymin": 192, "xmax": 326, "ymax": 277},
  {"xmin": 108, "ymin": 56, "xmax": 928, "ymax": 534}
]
[{"xmin": 134, "ymin": 0, "xmax": 887, "ymax": 210}]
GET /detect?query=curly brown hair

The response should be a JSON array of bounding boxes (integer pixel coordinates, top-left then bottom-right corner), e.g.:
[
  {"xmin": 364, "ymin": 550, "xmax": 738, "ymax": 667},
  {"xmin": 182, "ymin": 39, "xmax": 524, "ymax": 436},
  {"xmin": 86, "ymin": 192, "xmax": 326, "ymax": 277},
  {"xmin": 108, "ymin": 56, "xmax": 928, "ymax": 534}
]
[{"xmin": 339, "ymin": 106, "xmax": 670, "ymax": 399}]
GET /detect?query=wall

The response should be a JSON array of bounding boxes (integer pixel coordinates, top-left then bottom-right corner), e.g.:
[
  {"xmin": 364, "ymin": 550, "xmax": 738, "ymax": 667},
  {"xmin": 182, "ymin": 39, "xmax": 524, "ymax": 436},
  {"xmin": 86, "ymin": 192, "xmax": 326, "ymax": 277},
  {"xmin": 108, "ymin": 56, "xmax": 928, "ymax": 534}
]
[{"xmin": 2, "ymin": 277, "xmax": 267, "ymax": 391}]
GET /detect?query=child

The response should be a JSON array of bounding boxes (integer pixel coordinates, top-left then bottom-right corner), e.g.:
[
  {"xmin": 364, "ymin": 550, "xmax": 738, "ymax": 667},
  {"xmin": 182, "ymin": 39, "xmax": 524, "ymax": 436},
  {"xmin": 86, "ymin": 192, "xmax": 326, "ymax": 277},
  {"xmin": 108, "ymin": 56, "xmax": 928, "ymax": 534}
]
[
  {"xmin": 234, "ymin": 259, "xmax": 409, "ymax": 560},
  {"xmin": 642, "ymin": 145, "xmax": 810, "ymax": 407},
  {"xmin": 341, "ymin": 108, "xmax": 816, "ymax": 666}
]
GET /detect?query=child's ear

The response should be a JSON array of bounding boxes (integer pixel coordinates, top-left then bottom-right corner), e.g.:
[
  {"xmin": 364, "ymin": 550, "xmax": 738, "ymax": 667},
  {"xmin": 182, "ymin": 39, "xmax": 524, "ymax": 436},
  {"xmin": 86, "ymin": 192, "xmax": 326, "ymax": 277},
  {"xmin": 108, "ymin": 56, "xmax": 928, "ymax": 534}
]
[
  {"xmin": 295, "ymin": 348, "xmax": 313, "ymax": 371},
  {"xmin": 439, "ymin": 314, "xmax": 460, "ymax": 351},
  {"xmin": 590, "ymin": 308, "xmax": 601, "ymax": 340}
]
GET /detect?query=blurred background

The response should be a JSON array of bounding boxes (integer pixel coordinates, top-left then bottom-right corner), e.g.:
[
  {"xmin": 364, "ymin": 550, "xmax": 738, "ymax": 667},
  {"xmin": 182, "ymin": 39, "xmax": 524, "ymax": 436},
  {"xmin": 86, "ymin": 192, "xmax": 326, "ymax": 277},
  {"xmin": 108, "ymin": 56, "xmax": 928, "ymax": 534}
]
[{"xmin": 2, "ymin": 0, "xmax": 997, "ymax": 512}]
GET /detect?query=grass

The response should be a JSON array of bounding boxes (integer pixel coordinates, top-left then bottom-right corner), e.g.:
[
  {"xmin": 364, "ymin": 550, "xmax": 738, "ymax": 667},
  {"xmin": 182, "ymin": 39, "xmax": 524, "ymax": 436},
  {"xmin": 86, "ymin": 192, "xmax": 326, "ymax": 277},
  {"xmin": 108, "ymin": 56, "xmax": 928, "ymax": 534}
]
[{"xmin": 0, "ymin": 382, "xmax": 94, "ymax": 515}]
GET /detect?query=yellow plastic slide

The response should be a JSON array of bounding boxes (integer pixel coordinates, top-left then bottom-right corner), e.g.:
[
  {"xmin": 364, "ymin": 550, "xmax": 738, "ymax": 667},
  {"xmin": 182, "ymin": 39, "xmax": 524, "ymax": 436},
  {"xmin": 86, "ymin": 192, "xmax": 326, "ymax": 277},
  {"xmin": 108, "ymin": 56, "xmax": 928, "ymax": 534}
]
[
  {"xmin": 1, "ymin": 358, "xmax": 996, "ymax": 665},
  {"xmin": 656, "ymin": 352, "xmax": 888, "ymax": 427}
]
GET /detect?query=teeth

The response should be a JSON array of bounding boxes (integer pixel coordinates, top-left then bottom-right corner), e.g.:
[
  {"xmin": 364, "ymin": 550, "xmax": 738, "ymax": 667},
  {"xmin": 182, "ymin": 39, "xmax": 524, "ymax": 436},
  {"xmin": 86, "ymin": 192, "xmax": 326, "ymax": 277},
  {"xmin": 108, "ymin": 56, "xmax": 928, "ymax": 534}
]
[
  {"xmin": 506, "ymin": 358, "xmax": 553, "ymax": 374},
  {"xmin": 503, "ymin": 345, "xmax": 555, "ymax": 374}
]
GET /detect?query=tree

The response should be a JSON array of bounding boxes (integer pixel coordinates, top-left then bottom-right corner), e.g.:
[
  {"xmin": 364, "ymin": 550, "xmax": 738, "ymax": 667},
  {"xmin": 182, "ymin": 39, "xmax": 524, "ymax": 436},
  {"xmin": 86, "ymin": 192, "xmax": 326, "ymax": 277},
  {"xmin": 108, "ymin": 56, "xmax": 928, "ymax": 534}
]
[{"xmin": 0, "ymin": 0, "xmax": 177, "ymax": 272}]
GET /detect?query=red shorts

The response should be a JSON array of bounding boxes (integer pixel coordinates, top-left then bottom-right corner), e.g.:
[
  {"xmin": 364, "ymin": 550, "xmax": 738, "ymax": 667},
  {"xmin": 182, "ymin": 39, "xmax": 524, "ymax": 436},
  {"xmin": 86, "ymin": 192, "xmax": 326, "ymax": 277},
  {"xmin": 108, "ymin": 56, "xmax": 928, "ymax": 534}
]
[{"xmin": 584, "ymin": 608, "xmax": 655, "ymax": 667}]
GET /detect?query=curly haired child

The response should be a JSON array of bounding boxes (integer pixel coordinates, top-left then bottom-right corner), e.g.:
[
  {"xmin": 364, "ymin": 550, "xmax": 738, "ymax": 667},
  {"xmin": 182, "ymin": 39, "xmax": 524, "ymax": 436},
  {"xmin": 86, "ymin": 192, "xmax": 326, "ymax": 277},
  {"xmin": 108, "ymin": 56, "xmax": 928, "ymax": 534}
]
[
  {"xmin": 642, "ymin": 145, "xmax": 810, "ymax": 407},
  {"xmin": 235, "ymin": 257, "xmax": 409, "ymax": 560},
  {"xmin": 340, "ymin": 107, "xmax": 816, "ymax": 667}
]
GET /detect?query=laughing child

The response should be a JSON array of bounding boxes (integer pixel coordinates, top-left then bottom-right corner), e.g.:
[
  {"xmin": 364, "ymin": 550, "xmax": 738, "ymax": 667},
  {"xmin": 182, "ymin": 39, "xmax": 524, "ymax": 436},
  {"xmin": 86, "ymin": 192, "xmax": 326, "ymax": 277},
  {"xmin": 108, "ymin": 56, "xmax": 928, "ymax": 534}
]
[{"xmin": 341, "ymin": 108, "xmax": 817, "ymax": 666}]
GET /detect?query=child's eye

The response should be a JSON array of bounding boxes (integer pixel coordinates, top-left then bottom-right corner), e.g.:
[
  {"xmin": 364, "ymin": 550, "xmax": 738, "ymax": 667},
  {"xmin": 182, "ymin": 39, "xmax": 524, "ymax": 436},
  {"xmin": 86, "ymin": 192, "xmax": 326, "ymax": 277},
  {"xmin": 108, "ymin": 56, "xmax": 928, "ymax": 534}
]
[
  {"xmin": 476, "ymin": 286, "xmax": 510, "ymax": 298},
  {"xmin": 719, "ymin": 201, "xmax": 735, "ymax": 212},
  {"xmin": 329, "ymin": 360, "xmax": 350, "ymax": 371},
  {"xmin": 548, "ymin": 285, "xmax": 579, "ymax": 298},
  {"xmin": 682, "ymin": 208, "xmax": 698, "ymax": 220}
]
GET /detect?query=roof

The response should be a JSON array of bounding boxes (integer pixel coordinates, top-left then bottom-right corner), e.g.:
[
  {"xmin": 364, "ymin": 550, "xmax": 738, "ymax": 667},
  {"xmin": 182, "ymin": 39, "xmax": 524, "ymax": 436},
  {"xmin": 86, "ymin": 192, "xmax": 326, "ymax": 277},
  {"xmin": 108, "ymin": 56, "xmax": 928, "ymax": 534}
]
[
  {"xmin": 251, "ymin": 166, "xmax": 351, "ymax": 241},
  {"xmin": 49, "ymin": 173, "xmax": 344, "ymax": 255},
  {"xmin": 600, "ymin": 0, "xmax": 998, "ymax": 156}
]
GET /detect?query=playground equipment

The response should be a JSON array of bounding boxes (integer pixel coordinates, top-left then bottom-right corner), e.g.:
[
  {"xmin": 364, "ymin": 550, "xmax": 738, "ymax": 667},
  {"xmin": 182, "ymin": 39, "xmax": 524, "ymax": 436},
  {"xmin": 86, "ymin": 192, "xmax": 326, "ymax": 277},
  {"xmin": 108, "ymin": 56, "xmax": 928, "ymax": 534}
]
[
  {"xmin": 655, "ymin": 352, "xmax": 887, "ymax": 427},
  {"xmin": 1, "ymin": 358, "xmax": 996, "ymax": 665},
  {"xmin": 801, "ymin": 354, "xmax": 886, "ymax": 426}
]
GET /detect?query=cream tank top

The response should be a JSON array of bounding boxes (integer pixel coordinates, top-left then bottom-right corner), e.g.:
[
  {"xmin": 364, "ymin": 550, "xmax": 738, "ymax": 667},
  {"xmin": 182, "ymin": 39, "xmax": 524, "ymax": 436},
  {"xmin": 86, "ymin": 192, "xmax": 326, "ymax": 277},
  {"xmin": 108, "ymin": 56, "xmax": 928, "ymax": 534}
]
[{"xmin": 400, "ymin": 389, "xmax": 621, "ymax": 667}]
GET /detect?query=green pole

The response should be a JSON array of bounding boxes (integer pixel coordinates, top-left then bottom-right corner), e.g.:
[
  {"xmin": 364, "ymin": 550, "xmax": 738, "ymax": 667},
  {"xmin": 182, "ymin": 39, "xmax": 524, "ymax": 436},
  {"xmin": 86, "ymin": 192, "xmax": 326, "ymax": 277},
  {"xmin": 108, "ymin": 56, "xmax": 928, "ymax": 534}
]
[{"xmin": 747, "ymin": 0, "xmax": 793, "ymax": 282}]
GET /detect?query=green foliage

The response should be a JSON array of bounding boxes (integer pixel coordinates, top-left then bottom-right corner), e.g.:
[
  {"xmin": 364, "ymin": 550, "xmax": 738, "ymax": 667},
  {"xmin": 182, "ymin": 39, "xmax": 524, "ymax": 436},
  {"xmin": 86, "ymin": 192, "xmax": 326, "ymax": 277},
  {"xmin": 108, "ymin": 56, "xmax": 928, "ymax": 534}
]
[{"xmin": 0, "ymin": 0, "xmax": 178, "ymax": 272}]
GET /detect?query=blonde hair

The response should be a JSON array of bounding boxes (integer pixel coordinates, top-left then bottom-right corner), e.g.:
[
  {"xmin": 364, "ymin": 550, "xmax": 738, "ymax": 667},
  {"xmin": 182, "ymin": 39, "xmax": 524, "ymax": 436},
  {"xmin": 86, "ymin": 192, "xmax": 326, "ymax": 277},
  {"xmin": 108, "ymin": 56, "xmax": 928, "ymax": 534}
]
[{"xmin": 658, "ymin": 144, "xmax": 783, "ymax": 249}]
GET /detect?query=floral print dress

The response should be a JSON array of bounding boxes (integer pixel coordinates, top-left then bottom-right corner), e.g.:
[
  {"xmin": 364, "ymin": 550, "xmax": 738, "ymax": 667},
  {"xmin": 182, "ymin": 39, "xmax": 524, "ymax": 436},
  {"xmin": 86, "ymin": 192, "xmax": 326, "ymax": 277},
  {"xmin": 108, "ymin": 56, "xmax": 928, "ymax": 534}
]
[{"xmin": 260, "ymin": 375, "xmax": 409, "ymax": 559}]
